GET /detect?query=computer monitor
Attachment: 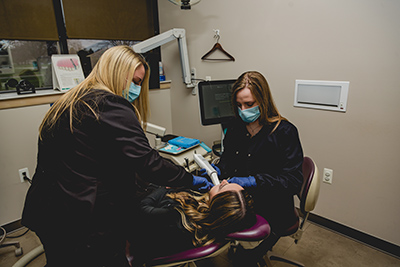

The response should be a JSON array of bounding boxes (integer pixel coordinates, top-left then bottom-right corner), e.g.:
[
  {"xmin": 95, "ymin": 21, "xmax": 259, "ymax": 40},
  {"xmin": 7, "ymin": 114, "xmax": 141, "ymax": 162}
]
[{"xmin": 198, "ymin": 79, "xmax": 236, "ymax": 126}]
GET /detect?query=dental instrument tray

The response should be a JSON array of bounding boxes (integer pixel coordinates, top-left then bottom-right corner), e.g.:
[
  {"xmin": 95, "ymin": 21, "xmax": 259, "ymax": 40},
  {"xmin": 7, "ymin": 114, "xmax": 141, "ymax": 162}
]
[
  {"xmin": 158, "ymin": 142, "xmax": 200, "ymax": 155},
  {"xmin": 158, "ymin": 136, "xmax": 200, "ymax": 155},
  {"xmin": 168, "ymin": 136, "xmax": 200, "ymax": 148}
]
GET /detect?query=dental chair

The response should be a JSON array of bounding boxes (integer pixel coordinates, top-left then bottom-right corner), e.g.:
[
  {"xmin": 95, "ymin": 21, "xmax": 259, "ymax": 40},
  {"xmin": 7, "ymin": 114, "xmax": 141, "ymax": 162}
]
[
  {"xmin": 140, "ymin": 214, "xmax": 271, "ymax": 267},
  {"xmin": 222, "ymin": 156, "xmax": 320, "ymax": 267},
  {"xmin": 133, "ymin": 156, "xmax": 319, "ymax": 267},
  {"xmin": 263, "ymin": 156, "xmax": 320, "ymax": 267},
  {"xmin": 226, "ymin": 214, "xmax": 271, "ymax": 266}
]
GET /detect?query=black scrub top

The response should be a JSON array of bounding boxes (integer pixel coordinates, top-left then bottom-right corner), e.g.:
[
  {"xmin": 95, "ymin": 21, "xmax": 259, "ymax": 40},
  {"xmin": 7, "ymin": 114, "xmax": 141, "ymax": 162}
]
[
  {"xmin": 217, "ymin": 119, "xmax": 303, "ymax": 234},
  {"xmin": 21, "ymin": 89, "xmax": 192, "ymax": 238}
]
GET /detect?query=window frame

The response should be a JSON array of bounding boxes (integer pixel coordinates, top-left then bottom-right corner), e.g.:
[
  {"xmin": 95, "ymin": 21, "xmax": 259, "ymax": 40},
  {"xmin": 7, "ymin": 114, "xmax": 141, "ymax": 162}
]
[{"xmin": 0, "ymin": 0, "xmax": 161, "ymax": 93}]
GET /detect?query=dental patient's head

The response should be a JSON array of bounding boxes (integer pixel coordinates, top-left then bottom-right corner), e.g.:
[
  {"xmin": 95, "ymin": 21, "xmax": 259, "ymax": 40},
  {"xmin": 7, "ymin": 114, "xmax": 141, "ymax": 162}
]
[
  {"xmin": 167, "ymin": 180, "xmax": 255, "ymax": 246},
  {"xmin": 208, "ymin": 179, "xmax": 243, "ymax": 200},
  {"xmin": 206, "ymin": 180, "xmax": 255, "ymax": 238}
]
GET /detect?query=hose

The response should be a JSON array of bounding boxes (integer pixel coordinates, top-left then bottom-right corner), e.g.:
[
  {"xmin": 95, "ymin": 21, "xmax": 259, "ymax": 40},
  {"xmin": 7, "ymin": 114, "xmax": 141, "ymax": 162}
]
[{"xmin": 11, "ymin": 245, "xmax": 44, "ymax": 267}]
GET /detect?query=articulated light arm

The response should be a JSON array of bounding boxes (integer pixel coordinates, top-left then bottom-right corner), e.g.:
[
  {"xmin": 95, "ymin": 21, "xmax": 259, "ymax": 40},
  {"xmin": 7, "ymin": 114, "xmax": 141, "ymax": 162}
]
[{"xmin": 132, "ymin": 28, "xmax": 194, "ymax": 88}]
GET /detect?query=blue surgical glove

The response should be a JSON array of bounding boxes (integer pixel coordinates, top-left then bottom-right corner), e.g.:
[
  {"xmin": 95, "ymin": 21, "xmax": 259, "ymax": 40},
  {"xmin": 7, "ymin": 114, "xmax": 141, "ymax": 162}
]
[
  {"xmin": 228, "ymin": 176, "xmax": 257, "ymax": 188},
  {"xmin": 192, "ymin": 175, "xmax": 213, "ymax": 191},
  {"xmin": 199, "ymin": 163, "xmax": 221, "ymax": 177}
]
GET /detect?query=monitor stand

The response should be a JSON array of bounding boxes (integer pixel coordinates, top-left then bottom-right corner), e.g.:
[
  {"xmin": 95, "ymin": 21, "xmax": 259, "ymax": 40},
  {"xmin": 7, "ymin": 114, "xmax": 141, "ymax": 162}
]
[{"xmin": 212, "ymin": 124, "xmax": 228, "ymax": 157}]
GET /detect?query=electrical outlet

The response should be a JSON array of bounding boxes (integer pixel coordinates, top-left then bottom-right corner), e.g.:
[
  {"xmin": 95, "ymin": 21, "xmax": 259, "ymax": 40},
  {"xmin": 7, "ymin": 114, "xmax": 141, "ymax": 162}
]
[
  {"xmin": 323, "ymin": 168, "xmax": 333, "ymax": 184},
  {"xmin": 18, "ymin": 167, "xmax": 30, "ymax": 183}
]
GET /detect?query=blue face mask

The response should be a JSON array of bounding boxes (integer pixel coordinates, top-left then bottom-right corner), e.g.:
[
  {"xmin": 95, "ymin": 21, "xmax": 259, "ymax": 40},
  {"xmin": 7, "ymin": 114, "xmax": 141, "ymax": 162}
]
[
  {"xmin": 238, "ymin": 105, "xmax": 261, "ymax": 123},
  {"xmin": 128, "ymin": 82, "xmax": 141, "ymax": 102}
]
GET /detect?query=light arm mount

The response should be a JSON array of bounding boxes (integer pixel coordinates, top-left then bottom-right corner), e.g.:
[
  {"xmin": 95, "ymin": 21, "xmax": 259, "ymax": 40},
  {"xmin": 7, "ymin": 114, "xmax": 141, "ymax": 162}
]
[
  {"xmin": 144, "ymin": 122, "xmax": 166, "ymax": 137},
  {"xmin": 132, "ymin": 28, "xmax": 195, "ymax": 90}
]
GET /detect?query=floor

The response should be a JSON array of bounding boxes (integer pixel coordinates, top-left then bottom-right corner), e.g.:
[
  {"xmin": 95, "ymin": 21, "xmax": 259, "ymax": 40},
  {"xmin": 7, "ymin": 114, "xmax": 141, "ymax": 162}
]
[{"xmin": 1, "ymin": 221, "xmax": 399, "ymax": 267}]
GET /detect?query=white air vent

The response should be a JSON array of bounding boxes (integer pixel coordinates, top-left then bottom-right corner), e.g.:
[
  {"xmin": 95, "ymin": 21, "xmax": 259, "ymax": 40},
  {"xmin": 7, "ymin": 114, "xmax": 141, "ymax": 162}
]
[{"xmin": 294, "ymin": 80, "xmax": 349, "ymax": 112}]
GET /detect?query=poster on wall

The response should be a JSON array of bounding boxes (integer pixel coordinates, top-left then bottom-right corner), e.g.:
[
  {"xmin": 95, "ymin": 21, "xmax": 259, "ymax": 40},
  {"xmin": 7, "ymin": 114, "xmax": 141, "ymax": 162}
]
[{"xmin": 51, "ymin": 55, "xmax": 85, "ymax": 91}]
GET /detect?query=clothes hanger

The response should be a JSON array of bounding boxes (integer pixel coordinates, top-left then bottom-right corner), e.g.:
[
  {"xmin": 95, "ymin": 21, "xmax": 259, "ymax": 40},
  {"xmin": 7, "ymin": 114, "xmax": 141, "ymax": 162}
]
[{"xmin": 201, "ymin": 30, "xmax": 235, "ymax": 61}]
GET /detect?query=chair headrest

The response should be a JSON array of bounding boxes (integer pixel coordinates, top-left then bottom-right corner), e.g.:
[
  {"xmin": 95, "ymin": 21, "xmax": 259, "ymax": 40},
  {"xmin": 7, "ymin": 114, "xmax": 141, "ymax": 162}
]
[{"xmin": 226, "ymin": 214, "xmax": 271, "ymax": 241}]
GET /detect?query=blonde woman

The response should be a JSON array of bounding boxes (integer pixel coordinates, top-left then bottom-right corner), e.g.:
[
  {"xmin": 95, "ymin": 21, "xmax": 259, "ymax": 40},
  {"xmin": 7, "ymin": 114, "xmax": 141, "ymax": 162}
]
[
  {"xmin": 21, "ymin": 45, "xmax": 212, "ymax": 267},
  {"xmin": 129, "ymin": 180, "xmax": 255, "ymax": 265}
]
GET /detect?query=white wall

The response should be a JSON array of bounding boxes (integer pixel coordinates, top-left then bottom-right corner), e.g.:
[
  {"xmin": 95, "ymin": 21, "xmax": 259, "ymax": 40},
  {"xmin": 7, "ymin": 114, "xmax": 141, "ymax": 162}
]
[{"xmin": 157, "ymin": 0, "xmax": 400, "ymax": 246}]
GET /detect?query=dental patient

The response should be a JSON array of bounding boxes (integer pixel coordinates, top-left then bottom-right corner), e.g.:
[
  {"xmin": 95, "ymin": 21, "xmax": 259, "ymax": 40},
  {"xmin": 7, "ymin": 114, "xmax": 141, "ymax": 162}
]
[{"xmin": 128, "ymin": 180, "xmax": 255, "ymax": 266}]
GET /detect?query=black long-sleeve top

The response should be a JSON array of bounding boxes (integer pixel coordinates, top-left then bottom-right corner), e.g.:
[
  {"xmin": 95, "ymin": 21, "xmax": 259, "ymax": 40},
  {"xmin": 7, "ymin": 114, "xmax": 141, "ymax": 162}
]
[
  {"xmin": 217, "ymin": 119, "xmax": 303, "ymax": 234},
  {"xmin": 22, "ymin": 89, "xmax": 192, "ymax": 237}
]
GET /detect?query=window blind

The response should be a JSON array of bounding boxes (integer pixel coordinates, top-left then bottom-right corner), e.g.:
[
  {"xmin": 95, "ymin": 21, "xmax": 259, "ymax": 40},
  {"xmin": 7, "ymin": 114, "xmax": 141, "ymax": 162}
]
[
  {"xmin": 0, "ymin": 0, "xmax": 59, "ymax": 40},
  {"xmin": 62, "ymin": 0, "xmax": 156, "ymax": 40}
]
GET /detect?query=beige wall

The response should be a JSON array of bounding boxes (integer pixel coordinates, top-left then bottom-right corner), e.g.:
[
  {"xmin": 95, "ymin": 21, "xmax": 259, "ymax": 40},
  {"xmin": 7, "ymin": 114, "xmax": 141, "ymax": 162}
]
[
  {"xmin": 0, "ymin": 105, "xmax": 49, "ymax": 225},
  {"xmin": 157, "ymin": 0, "xmax": 400, "ymax": 246},
  {"xmin": 1, "ymin": 0, "xmax": 399, "ymax": 249}
]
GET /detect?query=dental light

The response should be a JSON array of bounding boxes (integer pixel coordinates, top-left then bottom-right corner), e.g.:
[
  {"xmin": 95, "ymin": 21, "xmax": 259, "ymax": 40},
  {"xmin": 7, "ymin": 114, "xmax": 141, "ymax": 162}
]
[{"xmin": 168, "ymin": 0, "xmax": 201, "ymax": 10}]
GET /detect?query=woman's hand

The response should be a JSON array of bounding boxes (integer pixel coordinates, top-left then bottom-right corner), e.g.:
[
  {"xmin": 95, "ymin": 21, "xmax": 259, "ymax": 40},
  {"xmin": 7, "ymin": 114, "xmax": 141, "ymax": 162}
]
[
  {"xmin": 192, "ymin": 175, "xmax": 213, "ymax": 191},
  {"xmin": 199, "ymin": 164, "xmax": 221, "ymax": 177}
]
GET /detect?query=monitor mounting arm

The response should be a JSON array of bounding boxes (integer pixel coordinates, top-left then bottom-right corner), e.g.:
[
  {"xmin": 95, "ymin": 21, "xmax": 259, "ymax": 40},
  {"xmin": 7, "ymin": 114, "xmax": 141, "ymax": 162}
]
[{"xmin": 132, "ymin": 28, "xmax": 195, "ymax": 91}]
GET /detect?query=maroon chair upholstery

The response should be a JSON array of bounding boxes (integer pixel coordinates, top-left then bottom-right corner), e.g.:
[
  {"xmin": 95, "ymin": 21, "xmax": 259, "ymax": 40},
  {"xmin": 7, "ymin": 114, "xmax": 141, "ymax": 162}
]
[
  {"xmin": 146, "ymin": 242, "xmax": 229, "ymax": 267},
  {"xmin": 142, "ymin": 215, "xmax": 270, "ymax": 267},
  {"xmin": 264, "ymin": 156, "xmax": 320, "ymax": 267},
  {"xmin": 274, "ymin": 156, "xmax": 319, "ymax": 239},
  {"xmin": 226, "ymin": 214, "xmax": 272, "ymax": 266},
  {"xmin": 226, "ymin": 214, "xmax": 271, "ymax": 241}
]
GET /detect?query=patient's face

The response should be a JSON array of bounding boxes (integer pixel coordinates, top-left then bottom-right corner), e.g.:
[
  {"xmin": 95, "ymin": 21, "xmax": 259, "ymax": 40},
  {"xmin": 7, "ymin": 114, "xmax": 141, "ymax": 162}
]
[{"xmin": 209, "ymin": 179, "xmax": 244, "ymax": 200}]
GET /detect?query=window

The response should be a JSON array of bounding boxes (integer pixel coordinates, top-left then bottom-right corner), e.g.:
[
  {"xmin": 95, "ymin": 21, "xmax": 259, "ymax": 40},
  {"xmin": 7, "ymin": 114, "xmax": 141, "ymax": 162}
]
[
  {"xmin": 0, "ymin": 40, "xmax": 58, "ymax": 92},
  {"xmin": 0, "ymin": 0, "xmax": 160, "ymax": 92},
  {"xmin": 67, "ymin": 39, "xmax": 139, "ymax": 77}
]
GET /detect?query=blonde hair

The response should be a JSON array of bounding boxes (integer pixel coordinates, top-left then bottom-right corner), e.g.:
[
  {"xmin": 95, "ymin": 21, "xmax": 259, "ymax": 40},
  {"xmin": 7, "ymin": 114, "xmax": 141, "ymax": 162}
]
[
  {"xmin": 167, "ymin": 190, "xmax": 254, "ymax": 246},
  {"xmin": 232, "ymin": 71, "xmax": 287, "ymax": 133},
  {"xmin": 39, "ymin": 45, "xmax": 150, "ymax": 139}
]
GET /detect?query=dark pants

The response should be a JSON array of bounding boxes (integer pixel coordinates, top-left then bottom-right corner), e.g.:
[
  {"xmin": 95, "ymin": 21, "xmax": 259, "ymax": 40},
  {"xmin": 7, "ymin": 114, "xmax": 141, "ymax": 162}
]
[
  {"xmin": 232, "ymin": 232, "xmax": 280, "ymax": 267},
  {"xmin": 36, "ymin": 230, "xmax": 130, "ymax": 267}
]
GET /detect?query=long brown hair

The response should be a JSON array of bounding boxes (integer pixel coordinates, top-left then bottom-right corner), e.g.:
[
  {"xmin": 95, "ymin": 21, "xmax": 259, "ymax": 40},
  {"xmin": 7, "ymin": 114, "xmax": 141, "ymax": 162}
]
[
  {"xmin": 39, "ymin": 45, "xmax": 150, "ymax": 139},
  {"xmin": 167, "ymin": 190, "xmax": 255, "ymax": 246},
  {"xmin": 232, "ymin": 71, "xmax": 287, "ymax": 133}
]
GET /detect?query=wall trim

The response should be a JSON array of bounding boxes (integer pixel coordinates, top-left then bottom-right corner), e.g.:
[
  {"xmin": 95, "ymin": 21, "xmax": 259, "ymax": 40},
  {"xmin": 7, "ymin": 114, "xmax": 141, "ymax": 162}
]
[
  {"xmin": 2, "ymin": 220, "xmax": 23, "ymax": 235},
  {"xmin": 308, "ymin": 213, "xmax": 400, "ymax": 259}
]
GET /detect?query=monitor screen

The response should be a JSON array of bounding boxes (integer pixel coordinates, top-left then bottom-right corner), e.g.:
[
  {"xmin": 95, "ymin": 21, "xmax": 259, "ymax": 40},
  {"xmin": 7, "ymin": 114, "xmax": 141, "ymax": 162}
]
[{"xmin": 198, "ymin": 79, "xmax": 236, "ymax": 126}]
